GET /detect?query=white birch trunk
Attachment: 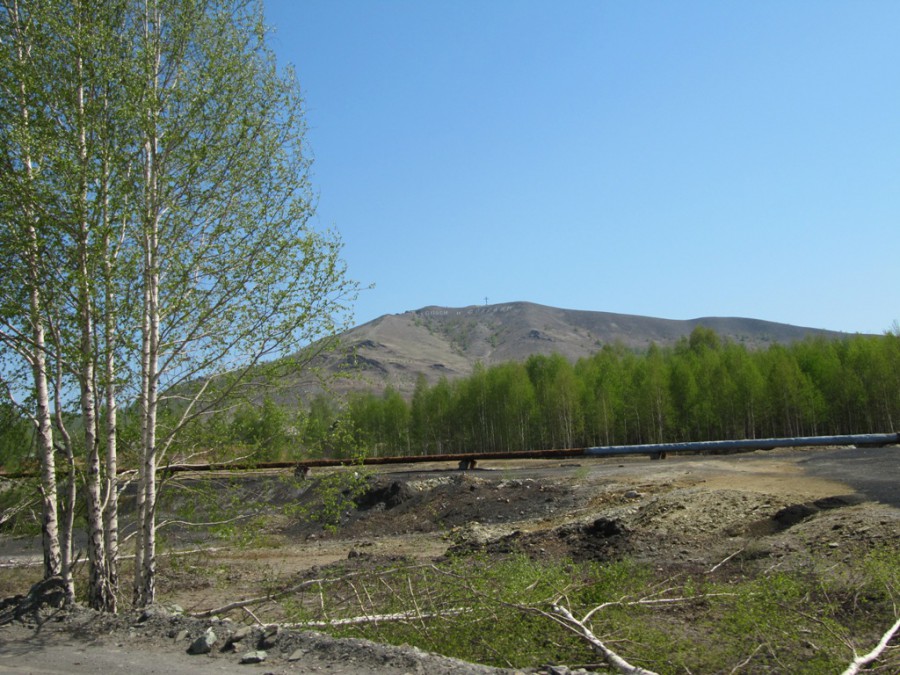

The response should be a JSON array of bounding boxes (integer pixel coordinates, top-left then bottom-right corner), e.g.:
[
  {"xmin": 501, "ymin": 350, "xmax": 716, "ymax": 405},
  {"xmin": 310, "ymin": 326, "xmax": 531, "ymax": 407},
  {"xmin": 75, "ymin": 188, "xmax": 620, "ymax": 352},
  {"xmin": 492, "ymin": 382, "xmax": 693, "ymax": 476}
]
[
  {"xmin": 74, "ymin": 28, "xmax": 115, "ymax": 612},
  {"xmin": 9, "ymin": 1, "xmax": 62, "ymax": 580},
  {"xmin": 135, "ymin": 0, "xmax": 162, "ymax": 601},
  {"xmin": 103, "ymin": 230, "xmax": 120, "ymax": 601},
  {"xmin": 137, "ymin": 217, "xmax": 160, "ymax": 606},
  {"xmin": 31, "ymin": 287, "xmax": 61, "ymax": 581},
  {"xmin": 52, "ymin": 390, "xmax": 77, "ymax": 605}
]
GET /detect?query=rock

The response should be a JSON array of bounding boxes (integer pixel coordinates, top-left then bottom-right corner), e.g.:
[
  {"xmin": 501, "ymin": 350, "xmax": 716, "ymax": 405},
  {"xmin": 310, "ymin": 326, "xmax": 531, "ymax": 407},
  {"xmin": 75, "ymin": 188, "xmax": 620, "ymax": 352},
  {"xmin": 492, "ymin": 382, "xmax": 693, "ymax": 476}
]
[
  {"xmin": 287, "ymin": 648, "xmax": 306, "ymax": 661},
  {"xmin": 138, "ymin": 605, "xmax": 170, "ymax": 622},
  {"xmin": 187, "ymin": 628, "xmax": 217, "ymax": 654},
  {"xmin": 355, "ymin": 478, "xmax": 414, "ymax": 510},
  {"xmin": 624, "ymin": 490, "xmax": 642, "ymax": 499},
  {"xmin": 231, "ymin": 625, "xmax": 254, "ymax": 642},
  {"xmin": 259, "ymin": 624, "xmax": 281, "ymax": 649},
  {"xmin": 224, "ymin": 625, "xmax": 254, "ymax": 650},
  {"xmin": 240, "ymin": 650, "xmax": 267, "ymax": 664},
  {"xmin": 545, "ymin": 666, "xmax": 571, "ymax": 675}
]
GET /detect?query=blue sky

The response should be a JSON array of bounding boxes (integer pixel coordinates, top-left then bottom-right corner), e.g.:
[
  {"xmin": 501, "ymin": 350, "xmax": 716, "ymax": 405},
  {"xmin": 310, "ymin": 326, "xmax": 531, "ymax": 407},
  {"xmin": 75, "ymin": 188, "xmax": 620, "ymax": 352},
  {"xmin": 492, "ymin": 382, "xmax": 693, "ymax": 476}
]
[{"xmin": 263, "ymin": 0, "xmax": 899, "ymax": 335}]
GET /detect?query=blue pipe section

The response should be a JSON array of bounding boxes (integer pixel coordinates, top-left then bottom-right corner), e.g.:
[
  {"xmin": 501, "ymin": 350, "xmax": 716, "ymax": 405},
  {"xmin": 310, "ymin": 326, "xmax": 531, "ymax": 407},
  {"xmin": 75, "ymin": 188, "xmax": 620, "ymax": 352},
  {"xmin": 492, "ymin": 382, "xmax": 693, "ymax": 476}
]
[{"xmin": 585, "ymin": 433, "xmax": 900, "ymax": 457}]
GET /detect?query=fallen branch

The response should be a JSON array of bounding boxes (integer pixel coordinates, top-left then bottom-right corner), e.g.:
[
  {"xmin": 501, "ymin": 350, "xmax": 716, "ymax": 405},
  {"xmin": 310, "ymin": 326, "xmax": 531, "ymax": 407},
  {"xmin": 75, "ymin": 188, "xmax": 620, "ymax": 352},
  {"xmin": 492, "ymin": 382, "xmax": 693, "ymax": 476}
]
[
  {"xmin": 242, "ymin": 606, "xmax": 265, "ymax": 626},
  {"xmin": 582, "ymin": 591, "xmax": 736, "ymax": 624},
  {"xmin": 0, "ymin": 545, "xmax": 226, "ymax": 569},
  {"xmin": 190, "ymin": 563, "xmax": 428, "ymax": 618},
  {"xmin": 548, "ymin": 603, "xmax": 660, "ymax": 675},
  {"xmin": 709, "ymin": 548, "xmax": 744, "ymax": 574},
  {"xmin": 281, "ymin": 607, "xmax": 470, "ymax": 628},
  {"xmin": 0, "ymin": 496, "xmax": 39, "ymax": 529},
  {"xmin": 155, "ymin": 513, "xmax": 254, "ymax": 530},
  {"xmin": 729, "ymin": 643, "xmax": 764, "ymax": 674},
  {"xmin": 841, "ymin": 615, "xmax": 900, "ymax": 675}
]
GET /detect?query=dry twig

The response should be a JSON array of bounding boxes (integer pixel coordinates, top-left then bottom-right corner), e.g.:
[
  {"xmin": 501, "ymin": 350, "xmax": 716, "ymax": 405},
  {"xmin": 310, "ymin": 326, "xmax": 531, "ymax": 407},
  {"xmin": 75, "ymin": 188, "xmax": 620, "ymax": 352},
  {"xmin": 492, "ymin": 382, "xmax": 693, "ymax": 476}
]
[{"xmin": 708, "ymin": 548, "xmax": 744, "ymax": 574}]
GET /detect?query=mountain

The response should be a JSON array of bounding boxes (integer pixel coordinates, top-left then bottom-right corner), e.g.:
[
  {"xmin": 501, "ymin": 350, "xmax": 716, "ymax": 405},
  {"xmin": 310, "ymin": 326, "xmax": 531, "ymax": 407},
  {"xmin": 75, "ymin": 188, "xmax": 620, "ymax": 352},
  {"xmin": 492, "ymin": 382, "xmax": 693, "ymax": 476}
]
[{"xmin": 287, "ymin": 302, "xmax": 851, "ymax": 401}]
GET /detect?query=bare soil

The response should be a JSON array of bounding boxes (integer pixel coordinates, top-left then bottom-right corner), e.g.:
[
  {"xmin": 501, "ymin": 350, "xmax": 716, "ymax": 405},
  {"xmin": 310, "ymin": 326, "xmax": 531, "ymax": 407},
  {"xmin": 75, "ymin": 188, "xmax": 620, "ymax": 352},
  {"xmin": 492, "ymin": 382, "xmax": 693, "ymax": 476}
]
[{"xmin": 1, "ymin": 446, "xmax": 898, "ymax": 673}]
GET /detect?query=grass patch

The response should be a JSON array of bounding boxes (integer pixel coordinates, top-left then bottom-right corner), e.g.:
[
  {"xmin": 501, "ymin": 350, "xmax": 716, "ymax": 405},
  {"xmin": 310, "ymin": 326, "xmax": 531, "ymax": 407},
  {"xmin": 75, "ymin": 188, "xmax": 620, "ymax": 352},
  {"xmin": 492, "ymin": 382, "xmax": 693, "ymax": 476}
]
[{"xmin": 265, "ymin": 547, "xmax": 900, "ymax": 673}]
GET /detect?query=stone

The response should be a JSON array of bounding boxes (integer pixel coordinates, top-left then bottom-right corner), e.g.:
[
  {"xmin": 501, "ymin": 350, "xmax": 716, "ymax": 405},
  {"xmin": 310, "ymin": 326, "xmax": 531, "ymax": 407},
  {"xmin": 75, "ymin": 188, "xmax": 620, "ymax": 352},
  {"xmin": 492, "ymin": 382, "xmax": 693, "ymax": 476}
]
[
  {"xmin": 224, "ymin": 625, "xmax": 254, "ymax": 651},
  {"xmin": 259, "ymin": 624, "xmax": 281, "ymax": 649},
  {"xmin": 230, "ymin": 625, "xmax": 254, "ymax": 642},
  {"xmin": 187, "ymin": 628, "xmax": 217, "ymax": 655},
  {"xmin": 240, "ymin": 650, "xmax": 267, "ymax": 664}
]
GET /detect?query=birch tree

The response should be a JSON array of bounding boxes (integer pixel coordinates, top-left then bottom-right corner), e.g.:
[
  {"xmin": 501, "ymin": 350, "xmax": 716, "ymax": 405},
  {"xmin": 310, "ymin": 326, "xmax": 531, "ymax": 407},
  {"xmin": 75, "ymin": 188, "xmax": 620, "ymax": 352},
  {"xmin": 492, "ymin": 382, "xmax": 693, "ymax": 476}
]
[
  {"xmin": 128, "ymin": 0, "xmax": 356, "ymax": 606},
  {"xmin": 0, "ymin": 0, "xmax": 64, "ymax": 586},
  {"xmin": 2, "ymin": 0, "xmax": 357, "ymax": 610},
  {"xmin": 2, "ymin": 0, "xmax": 135, "ymax": 610}
]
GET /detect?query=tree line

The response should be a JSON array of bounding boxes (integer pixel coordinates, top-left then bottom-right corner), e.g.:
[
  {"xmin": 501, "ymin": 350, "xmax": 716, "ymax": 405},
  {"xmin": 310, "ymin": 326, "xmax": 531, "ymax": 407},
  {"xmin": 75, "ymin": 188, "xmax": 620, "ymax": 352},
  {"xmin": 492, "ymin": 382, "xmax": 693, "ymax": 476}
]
[
  {"xmin": 280, "ymin": 327, "xmax": 897, "ymax": 458},
  {"xmin": 1, "ymin": 0, "xmax": 355, "ymax": 612}
]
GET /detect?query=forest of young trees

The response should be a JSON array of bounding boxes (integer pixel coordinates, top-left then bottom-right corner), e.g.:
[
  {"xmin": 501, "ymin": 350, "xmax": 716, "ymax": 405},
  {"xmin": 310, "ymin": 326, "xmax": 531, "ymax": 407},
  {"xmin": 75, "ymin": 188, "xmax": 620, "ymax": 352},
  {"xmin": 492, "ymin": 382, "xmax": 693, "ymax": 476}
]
[{"xmin": 219, "ymin": 328, "xmax": 899, "ymax": 461}]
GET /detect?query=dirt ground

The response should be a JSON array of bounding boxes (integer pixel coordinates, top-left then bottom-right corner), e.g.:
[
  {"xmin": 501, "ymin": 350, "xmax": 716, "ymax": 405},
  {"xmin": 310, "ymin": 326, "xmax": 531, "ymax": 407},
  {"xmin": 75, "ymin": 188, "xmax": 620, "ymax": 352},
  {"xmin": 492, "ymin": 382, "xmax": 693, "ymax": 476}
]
[{"xmin": 0, "ymin": 445, "xmax": 897, "ymax": 673}]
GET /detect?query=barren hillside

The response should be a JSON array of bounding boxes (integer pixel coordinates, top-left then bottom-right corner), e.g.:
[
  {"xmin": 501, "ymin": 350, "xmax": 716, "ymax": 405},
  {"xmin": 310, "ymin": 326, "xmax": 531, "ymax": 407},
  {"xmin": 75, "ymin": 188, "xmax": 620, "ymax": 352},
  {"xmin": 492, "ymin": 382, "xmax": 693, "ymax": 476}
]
[{"xmin": 283, "ymin": 302, "xmax": 850, "ymax": 401}]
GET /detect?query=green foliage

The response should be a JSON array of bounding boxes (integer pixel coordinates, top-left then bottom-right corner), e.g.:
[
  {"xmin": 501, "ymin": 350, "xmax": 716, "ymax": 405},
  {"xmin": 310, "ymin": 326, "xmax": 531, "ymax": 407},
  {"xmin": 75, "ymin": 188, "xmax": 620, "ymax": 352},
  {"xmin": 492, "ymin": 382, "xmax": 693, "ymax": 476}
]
[
  {"xmin": 113, "ymin": 326, "xmax": 900, "ymax": 466},
  {"xmin": 270, "ymin": 550, "xmax": 900, "ymax": 673},
  {"xmin": 289, "ymin": 468, "xmax": 370, "ymax": 532},
  {"xmin": 0, "ymin": 476, "xmax": 43, "ymax": 536},
  {"xmin": 289, "ymin": 555, "xmax": 592, "ymax": 667},
  {"xmin": 300, "ymin": 394, "xmax": 339, "ymax": 457},
  {"xmin": 0, "ymin": 402, "xmax": 33, "ymax": 469},
  {"xmin": 329, "ymin": 328, "xmax": 900, "ymax": 455},
  {"xmin": 284, "ymin": 413, "xmax": 371, "ymax": 531},
  {"xmin": 229, "ymin": 397, "xmax": 296, "ymax": 461}
]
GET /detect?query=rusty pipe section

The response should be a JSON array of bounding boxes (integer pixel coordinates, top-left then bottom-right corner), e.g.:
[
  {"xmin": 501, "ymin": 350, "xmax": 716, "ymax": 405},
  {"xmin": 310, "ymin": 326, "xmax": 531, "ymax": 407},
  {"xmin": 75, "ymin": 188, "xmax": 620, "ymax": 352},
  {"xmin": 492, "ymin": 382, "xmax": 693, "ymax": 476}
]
[
  {"xmin": 173, "ymin": 432, "xmax": 897, "ymax": 474},
  {"xmin": 7, "ymin": 433, "xmax": 892, "ymax": 478}
]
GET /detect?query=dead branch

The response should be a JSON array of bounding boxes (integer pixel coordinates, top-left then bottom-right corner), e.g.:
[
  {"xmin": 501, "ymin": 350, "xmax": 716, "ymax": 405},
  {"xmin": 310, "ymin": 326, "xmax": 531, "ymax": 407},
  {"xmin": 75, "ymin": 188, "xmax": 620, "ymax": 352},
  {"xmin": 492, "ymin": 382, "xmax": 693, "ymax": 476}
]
[
  {"xmin": 242, "ymin": 606, "xmax": 265, "ymax": 626},
  {"xmin": 0, "ymin": 545, "xmax": 226, "ymax": 569},
  {"xmin": 155, "ymin": 513, "xmax": 254, "ymax": 530},
  {"xmin": 709, "ymin": 548, "xmax": 744, "ymax": 574},
  {"xmin": 729, "ymin": 643, "xmax": 764, "ymax": 674},
  {"xmin": 841, "ymin": 615, "xmax": 900, "ymax": 675},
  {"xmin": 281, "ymin": 607, "xmax": 471, "ymax": 629},
  {"xmin": 0, "ymin": 495, "xmax": 39, "ymax": 528},
  {"xmin": 547, "ymin": 603, "xmax": 660, "ymax": 675},
  {"xmin": 190, "ymin": 563, "xmax": 428, "ymax": 618},
  {"xmin": 582, "ymin": 591, "xmax": 737, "ymax": 624},
  {"xmin": 421, "ymin": 563, "xmax": 659, "ymax": 674}
]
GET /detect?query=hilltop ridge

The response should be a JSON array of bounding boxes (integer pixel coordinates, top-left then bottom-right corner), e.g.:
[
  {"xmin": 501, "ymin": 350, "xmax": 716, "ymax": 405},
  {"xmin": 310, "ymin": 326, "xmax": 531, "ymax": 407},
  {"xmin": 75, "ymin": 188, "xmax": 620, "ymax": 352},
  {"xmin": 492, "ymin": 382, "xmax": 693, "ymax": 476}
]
[{"xmin": 283, "ymin": 302, "xmax": 851, "ymax": 401}]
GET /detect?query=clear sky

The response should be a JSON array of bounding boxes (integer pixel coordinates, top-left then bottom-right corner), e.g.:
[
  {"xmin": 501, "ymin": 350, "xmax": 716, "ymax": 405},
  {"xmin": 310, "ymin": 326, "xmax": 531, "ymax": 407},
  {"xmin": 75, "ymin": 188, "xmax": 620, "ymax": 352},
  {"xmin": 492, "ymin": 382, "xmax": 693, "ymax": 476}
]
[{"xmin": 262, "ymin": 0, "xmax": 899, "ymax": 335}]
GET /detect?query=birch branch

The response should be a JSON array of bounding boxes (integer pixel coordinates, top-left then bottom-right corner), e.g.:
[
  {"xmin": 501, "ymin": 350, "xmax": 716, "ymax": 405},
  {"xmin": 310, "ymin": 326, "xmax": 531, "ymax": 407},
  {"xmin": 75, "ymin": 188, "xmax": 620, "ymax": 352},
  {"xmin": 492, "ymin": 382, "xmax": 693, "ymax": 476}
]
[
  {"xmin": 841, "ymin": 615, "xmax": 900, "ymax": 675},
  {"xmin": 281, "ymin": 608, "xmax": 470, "ymax": 629},
  {"xmin": 549, "ymin": 603, "xmax": 660, "ymax": 675},
  {"xmin": 190, "ymin": 563, "xmax": 428, "ymax": 618},
  {"xmin": 155, "ymin": 513, "xmax": 254, "ymax": 530}
]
